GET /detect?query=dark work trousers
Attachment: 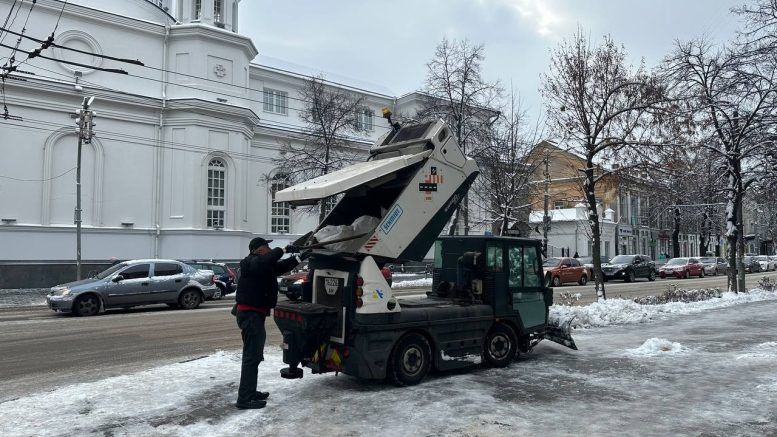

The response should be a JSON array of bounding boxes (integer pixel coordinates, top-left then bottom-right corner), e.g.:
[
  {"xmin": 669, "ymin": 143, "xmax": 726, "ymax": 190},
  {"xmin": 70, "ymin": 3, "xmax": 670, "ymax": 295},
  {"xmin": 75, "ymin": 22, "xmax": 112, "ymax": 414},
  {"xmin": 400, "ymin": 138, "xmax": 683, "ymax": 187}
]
[{"xmin": 236, "ymin": 310, "xmax": 267, "ymax": 403}]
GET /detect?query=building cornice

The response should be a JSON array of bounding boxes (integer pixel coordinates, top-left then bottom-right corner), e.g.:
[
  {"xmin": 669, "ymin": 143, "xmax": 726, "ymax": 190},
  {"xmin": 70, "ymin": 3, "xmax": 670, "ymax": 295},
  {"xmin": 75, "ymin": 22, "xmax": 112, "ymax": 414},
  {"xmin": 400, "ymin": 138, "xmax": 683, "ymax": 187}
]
[{"xmin": 170, "ymin": 24, "xmax": 258, "ymax": 59}]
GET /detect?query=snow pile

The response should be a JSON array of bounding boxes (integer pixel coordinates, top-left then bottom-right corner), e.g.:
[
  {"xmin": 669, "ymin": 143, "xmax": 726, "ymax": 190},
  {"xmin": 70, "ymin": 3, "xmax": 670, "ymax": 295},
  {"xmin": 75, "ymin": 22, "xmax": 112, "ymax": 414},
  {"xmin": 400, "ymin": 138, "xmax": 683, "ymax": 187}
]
[
  {"xmin": 736, "ymin": 341, "xmax": 777, "ymax": 362},
  {"xmin": 440, "ymin": 350, "xmax": 482, "ymax": 364},
  {"xmin": 625, "ymin": 338, "xmax": 685, "ymax": 357},
  {"xmin": 550, "ymin": 288, "xmax": 777, "ymax": 329},
  {"xmin": 392, "ymin": 277, "xmax": 433, "ymax": 289}
]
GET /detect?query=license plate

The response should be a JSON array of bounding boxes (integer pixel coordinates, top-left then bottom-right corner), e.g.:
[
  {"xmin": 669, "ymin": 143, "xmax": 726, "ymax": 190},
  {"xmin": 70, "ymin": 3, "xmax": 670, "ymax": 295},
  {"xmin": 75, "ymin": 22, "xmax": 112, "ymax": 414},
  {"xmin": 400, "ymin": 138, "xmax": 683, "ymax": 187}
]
[
  {"xmin": 324, "ymin": 277, "xmax": 340, "ymax": 295},
  {"xmin": 280, "ymin": 285, "xmax": 288, "ymax": 291}
]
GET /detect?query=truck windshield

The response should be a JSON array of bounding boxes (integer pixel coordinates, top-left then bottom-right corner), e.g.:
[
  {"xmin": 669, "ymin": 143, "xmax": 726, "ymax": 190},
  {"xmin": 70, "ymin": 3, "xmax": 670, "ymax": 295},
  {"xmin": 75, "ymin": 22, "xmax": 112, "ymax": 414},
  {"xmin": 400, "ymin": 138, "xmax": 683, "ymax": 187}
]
[
  {"xmin": 666, "ymin": 258, "xmax": 688, "ymax": 266},
  {"xmin": 543, "ymin": 259, "xmax": 561, "ymax": 267}
]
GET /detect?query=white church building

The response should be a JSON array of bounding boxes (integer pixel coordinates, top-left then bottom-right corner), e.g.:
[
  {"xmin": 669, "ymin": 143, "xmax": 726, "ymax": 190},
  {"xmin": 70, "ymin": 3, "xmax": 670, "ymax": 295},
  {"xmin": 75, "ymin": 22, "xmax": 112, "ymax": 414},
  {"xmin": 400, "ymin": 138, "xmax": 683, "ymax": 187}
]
[{"xmin": 0, "ymin": 0, "xmax": 436, "ymax": 265}]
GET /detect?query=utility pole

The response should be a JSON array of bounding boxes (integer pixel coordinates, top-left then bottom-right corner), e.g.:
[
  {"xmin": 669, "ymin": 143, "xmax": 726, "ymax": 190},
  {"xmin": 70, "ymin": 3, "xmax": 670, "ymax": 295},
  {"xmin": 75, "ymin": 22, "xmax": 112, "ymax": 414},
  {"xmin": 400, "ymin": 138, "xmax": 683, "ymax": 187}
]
[
  {"xmin": 74, "ymin": 97, "xmax": 96, "ymax": 280},
  {"xmin": 542, "ymin": 154, "xmax": 550, "ymax": 258}
]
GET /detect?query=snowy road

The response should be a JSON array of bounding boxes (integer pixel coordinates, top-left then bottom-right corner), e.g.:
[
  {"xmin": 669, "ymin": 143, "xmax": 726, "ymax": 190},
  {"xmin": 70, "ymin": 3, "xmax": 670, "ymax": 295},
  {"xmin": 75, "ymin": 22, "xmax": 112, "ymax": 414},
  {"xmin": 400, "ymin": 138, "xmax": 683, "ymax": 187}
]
[{"xmin": 1, "ymin": 292, "xmax": 776, "ymax": 436}]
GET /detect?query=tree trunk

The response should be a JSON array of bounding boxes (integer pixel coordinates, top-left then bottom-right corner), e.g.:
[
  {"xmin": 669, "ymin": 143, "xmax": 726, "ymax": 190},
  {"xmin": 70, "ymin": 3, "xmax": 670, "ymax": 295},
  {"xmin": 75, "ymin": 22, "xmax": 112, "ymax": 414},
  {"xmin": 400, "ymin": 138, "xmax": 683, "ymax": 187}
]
[
  {"xmin": 672, "ymin": 208, "xmax": 681, "ymax": 257},
  {"xmin": 725, "ymin": 168, "xmax": 738, "ymax": 293},
  {"xmin": 584, "ymin": 160, "xmax": 606, "ymax": 301},
  {"xmin": 736, "ymin": 186, "xmax": 746, "ymax": 294},
  {"xmin": 699, "ymin": 213, "xmax": 708, "ymax": 256}
]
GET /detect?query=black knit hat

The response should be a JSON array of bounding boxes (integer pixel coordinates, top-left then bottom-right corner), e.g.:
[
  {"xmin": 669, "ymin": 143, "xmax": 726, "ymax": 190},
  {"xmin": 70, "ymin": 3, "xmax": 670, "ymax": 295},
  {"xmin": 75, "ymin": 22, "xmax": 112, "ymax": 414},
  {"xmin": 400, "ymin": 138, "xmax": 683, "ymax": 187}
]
[{"xmin": 249, "ymin": 237, "xmax": 273, "ymax": 252}]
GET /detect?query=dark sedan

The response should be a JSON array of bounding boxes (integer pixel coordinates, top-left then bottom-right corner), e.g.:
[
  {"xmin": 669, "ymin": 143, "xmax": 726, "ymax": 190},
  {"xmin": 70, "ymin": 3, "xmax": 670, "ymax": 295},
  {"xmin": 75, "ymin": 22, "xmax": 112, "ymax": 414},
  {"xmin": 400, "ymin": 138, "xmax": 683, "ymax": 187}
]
[{"xmin": 601, "ymin": 254, "xmax": 657, "ymax": 282}]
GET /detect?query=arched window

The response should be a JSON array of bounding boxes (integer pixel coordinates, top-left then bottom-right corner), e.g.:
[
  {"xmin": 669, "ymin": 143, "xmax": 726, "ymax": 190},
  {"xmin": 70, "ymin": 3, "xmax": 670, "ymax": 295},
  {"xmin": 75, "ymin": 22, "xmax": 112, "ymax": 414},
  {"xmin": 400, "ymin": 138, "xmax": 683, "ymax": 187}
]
[
  {"xmin": 207, "ymin": 158, "xmax": 226, "ymax": 228},
  {"xmin": 270, "ymin": 174, "xmax": 290, "ymax": 234}
]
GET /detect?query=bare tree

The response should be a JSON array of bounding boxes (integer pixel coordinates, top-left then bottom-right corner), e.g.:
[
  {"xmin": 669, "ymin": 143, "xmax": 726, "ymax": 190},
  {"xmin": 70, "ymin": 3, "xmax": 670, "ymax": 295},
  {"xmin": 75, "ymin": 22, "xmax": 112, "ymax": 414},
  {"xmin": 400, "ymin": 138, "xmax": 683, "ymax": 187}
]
[
  {"xmin": 271, "ymin": 75, "xmax": 366, "ymax": 223},
  {"xmin": 664, "ymin": 37, "xmax": 777, "ymax": 293},
  {"xmin": 419, "ymin": 38, "xmax": 502, "ymax": 235},
  {"xmin": 470, "ymin": 91, "xmax": 544, "ymax": 236},
  {"xmin": 542, "ymin": 29, "xmax": 668, "ymax": 300}
]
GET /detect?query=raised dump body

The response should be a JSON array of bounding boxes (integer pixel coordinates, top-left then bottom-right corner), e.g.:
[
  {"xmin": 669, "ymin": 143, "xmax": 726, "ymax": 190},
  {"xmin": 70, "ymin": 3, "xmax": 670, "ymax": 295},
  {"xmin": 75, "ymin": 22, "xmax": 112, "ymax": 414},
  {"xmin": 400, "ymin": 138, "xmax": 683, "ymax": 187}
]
[{"xmin": 275, "ymin": 119, "xmax": 479, "ymax": 261}]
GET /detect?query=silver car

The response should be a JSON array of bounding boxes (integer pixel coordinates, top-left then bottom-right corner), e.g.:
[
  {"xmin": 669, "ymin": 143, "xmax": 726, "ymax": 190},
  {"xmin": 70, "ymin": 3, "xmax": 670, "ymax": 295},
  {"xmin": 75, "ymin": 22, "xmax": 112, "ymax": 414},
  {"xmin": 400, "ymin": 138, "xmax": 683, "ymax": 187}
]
[
  {"xmin": 699, "ymin": 257, "xmax": 728, "ymax": 276},
  {"xmin": 46, "ymin": 259, "xmax": 218, "ymax": 316}
]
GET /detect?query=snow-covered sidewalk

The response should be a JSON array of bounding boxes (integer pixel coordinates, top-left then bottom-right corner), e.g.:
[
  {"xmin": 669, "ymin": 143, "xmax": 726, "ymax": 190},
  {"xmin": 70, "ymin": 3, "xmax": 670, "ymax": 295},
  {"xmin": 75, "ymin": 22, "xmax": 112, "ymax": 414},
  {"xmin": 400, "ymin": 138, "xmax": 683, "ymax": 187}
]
[{"xmin": 2, "ymin": 290, "xmax": 777, "ymax": 436}]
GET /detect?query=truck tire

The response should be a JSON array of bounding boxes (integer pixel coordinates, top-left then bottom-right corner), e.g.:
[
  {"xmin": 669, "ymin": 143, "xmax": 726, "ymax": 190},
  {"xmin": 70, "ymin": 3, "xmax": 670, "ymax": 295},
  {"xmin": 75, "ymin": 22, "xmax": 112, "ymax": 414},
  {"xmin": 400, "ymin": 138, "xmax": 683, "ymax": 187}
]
[
  {"xmin": 625, "ymin": 271, "xmax": 635, "ymax": 283},
  {"xmin": 388, "ymin": 333, "xmax": 431, "ymax": 386},
  {"xmin": 551, "ymin": 276, "xmax": 562, "ymax": 287},
  {"xmin": 648, "ymin": 270, "xmax": 656, "ymax": 282},
  {"xmin": 483, "ymin": 323, "xmax": 517, "ymax": 368},
  {"xmin": 578, "ymin": 275, "xmax": 588, "ymax": 286}
]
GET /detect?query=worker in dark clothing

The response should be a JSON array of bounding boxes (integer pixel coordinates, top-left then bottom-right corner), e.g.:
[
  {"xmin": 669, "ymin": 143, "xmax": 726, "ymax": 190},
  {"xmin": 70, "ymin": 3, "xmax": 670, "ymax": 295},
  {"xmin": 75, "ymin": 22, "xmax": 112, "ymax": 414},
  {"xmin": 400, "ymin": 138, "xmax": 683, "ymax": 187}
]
[{"xmin": 234, "ymin": 237, "xmax": 305, "ymax": 409}]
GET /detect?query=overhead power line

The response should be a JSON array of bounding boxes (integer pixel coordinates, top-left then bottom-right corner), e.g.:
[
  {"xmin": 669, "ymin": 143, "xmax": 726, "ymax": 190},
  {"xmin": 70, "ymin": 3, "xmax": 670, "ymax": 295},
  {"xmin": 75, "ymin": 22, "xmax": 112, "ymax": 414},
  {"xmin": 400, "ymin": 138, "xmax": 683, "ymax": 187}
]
[
  {"xmin": 0, "ymin": 41, "xmax": 128, "ymax": 75},
  {"xmin": 0, "ymin": 26, "xmax": 143, "ymax": 66}
]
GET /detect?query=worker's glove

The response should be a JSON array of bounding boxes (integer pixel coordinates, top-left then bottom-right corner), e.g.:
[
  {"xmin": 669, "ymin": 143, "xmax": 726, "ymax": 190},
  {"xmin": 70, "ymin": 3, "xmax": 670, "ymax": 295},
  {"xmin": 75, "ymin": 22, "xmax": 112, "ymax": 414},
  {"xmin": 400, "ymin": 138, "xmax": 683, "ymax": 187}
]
[{"xmin": 285, "ymin": 244, "xmax": 301, "ymax": 254}]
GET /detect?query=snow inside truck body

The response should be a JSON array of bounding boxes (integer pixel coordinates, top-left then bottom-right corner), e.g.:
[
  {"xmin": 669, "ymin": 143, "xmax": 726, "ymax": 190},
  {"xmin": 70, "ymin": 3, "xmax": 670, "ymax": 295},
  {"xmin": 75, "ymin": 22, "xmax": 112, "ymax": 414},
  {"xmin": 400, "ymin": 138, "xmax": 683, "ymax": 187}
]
[{"xmin": 273, "ymin": 116, "xmax": 575, "ymax": 386}]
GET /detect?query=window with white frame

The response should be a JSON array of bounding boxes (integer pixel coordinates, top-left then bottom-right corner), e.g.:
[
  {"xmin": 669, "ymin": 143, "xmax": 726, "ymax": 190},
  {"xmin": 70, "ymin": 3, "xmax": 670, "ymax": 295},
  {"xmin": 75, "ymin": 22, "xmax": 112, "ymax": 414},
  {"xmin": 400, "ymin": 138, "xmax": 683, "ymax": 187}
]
[
  {"xmin": 214, "ymin": 0, "xmax": 224, "ymax": 24},
  {"xmin": 554, "ymin": 201, "xmax": 565, "ymax": 210},
  {"xmin": 207, "ymin": 158, "xmax": 226, "ymax": 228},
  {"xmin": 270, "ymin": 174, "xmax": 290, "ymax": 234},
  {"xmin": 263, "ymin": 88, "xmax": 288, "ymax": 115},
  {"xmin": 355, "ymin": 107, "xmax": 374, "ymax": 131},
  {"xmin": 194, "ymin": 0, "xmax": 201, "ymax": 19}
]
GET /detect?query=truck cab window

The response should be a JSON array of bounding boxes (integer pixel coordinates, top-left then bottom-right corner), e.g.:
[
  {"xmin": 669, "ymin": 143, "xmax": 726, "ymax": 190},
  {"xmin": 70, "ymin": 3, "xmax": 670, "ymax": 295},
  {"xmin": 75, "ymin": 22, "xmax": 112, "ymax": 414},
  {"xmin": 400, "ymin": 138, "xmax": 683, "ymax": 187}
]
[
  {"xmin": 508, "ymin": 245, "xmax": 523, "ymax": 287},
  {"xmin": 486, "ymin": 244, "xmax": 503, "ymax": 272},
  {"xmin": 524, "ymin": 247, "xmax": 541, "ymax": 287}
]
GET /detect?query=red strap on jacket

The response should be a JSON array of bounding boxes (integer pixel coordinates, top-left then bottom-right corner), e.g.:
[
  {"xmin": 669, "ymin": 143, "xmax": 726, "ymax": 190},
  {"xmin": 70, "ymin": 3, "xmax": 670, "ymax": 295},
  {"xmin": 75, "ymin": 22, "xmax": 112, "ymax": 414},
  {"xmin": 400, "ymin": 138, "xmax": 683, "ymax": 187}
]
[{"xmin": 236, "ymin": 304, "xmax": 271, "ymax": 316}]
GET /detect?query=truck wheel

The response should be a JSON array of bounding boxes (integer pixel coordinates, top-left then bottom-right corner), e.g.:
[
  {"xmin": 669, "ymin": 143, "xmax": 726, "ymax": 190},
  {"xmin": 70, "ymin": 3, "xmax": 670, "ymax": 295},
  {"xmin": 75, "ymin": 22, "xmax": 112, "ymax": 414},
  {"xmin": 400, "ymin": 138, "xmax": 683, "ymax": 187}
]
[
  {"xmin": 483, "ymin": 324, "xmax": 517, "ymax": 368},
  {"xmin": 684, "ymin": 270, "xmax": 690, "ymax": 279},
  {"xmin": 211, "ymin": 285, "xmax": 224, "ymax": 300},
  {"xmin": 551, "ymin": 276, "xmax": 562, "ymax": 287},
  {"xmin": 648, "ymin": 270, "xmax": 656, "ymax": 282},
  {"xmin": 388, "ymin": 333, "xmax": 431, "ymax": 386},
  {"xmin": 625, "ymin": 271, "xmax": 635, "ymax": 282},
  {"xmin": 699, "ymin": 269, "xmax": 704, "ymax": 278},
  {"xmin": 578, "ymin": 275, "xmax": 588, "ymax": 286}
]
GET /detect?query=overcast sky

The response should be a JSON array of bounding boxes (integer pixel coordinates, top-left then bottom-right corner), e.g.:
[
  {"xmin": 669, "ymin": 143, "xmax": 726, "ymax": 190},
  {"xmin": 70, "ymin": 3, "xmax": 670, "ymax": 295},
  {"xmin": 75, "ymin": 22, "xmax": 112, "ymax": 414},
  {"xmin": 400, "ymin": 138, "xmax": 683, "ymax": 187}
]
[{"xmin": 239, "ymin": 0, "xmax": 742, "ymax": 118}]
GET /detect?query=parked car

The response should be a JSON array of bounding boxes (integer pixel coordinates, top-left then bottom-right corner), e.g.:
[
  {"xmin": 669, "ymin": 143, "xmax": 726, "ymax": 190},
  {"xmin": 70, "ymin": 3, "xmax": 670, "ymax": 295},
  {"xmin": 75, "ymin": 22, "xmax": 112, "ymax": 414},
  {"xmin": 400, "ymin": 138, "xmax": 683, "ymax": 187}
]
[
  {"xmin": 755, "ymin": 255, "xmax": 775, "ymax": 272},
  {"xmin": 601, "ymin": 254, "xmax": 657, "ymax": 282},
  {"xmin": 181, "ymin": 260, "xmax": 237, "ymax": 300},
  {"xmin": 699, "ymin": 257, "xmax": 728, "ymax": 276},
  {"xmin": 280, "ymin": 266, "xmax": 393, "ymax": 300},
  {"xmin": 46, "ymin": 259, "xmax": 218, "ymax": 316},
  {"xmin": 578, "ymin": 256, "xmax": 610, "ymax": 272},
  {"xmin": 743, "ymin": 256, "xmax": 762, "ymax": 273},
  {"xmin": 543, "ymin": 257, "xmax": 591, "ymax": 286},
  {"xmin": 659, "ymin": 257, "xmax": 705, "ymax": 279}
]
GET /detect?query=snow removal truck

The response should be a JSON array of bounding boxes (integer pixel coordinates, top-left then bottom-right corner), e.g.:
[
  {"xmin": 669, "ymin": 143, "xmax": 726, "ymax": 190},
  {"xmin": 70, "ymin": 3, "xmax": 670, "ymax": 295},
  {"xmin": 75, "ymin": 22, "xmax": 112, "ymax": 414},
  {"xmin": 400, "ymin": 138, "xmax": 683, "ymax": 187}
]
[{"xmin": 272, "ymin": 112, "xmax": 576, "ymax": 386}]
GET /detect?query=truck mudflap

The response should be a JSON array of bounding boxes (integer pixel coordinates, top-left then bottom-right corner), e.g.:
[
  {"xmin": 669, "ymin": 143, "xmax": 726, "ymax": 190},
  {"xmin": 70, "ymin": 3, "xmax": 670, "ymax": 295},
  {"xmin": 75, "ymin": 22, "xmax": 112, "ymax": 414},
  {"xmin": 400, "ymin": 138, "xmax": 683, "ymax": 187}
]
[{"xmin": 543, "ymin": 318, "xmax": 578, "ymax": 350}]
